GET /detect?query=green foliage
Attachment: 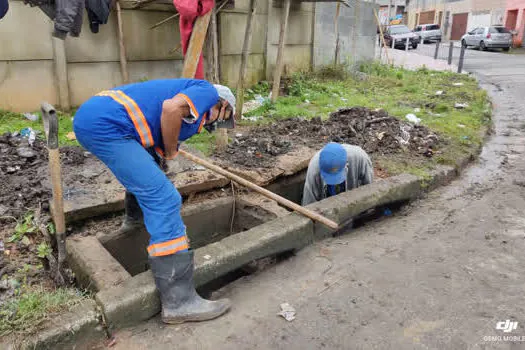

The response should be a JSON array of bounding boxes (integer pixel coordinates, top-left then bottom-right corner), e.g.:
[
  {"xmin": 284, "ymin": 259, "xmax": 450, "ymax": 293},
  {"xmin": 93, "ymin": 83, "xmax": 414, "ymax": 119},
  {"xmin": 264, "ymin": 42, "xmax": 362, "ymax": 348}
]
[
  {"xmin": 8, "ymin": 213, "xmax": 36, "ymax": 243},
  {"xmin": 0, "ymin": 286, "xmax": 87, "ymax": 336},
  {"xmin": 36, "ymin": 242, "xmax": 52, "ymax": 259}
]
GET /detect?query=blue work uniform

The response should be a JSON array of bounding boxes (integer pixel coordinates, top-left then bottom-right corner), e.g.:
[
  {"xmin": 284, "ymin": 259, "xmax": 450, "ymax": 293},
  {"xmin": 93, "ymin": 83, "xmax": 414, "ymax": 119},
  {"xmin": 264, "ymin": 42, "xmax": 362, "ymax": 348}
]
[{"xmin": 73, "ymin": 79, "xmax": 219, "ymax": 257}]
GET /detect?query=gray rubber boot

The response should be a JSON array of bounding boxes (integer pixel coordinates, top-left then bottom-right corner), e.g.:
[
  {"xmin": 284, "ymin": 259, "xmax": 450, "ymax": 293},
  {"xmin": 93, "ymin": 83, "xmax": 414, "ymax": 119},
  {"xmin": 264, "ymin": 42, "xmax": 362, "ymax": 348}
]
[
  {"xmin": 149, "ymin": 250, "xmax": 231, "ymax": 324},
  {"xmin": 117, "ymin": 192, "xmax": 144, "ymax": 234}
]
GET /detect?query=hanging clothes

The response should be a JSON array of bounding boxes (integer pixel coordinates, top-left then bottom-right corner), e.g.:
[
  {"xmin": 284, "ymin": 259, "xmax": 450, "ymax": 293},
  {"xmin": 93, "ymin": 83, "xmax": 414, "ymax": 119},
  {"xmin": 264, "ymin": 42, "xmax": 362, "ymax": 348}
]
[
  {"xmin": 86, "ymin": 0, "xmax": 112, "ymax": 34},
  {"xmin": 0, "ymin": 0, "xmax": 9, "ymax": 20},
  {"xmin": 172, "ymin": 0, "xmax": 214, "ymax": 79},
  {"xmin": 23, "ymin": 0, "xmax": 112, "ymax": 39}
]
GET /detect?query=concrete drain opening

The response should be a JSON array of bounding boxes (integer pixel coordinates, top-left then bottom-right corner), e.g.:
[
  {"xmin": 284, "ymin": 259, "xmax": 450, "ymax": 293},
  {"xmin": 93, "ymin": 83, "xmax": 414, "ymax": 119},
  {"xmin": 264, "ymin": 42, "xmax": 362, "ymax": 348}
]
[{"xmin": 97, "ymin": 196, "xmax": 280, "ymax": 276}]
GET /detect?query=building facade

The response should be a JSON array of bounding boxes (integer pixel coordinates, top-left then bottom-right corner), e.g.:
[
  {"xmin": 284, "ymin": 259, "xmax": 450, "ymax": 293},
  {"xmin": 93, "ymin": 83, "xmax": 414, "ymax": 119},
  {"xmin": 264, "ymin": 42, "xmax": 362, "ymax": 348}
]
[
  {"xmin": 407, "ymin": 0, "xmax": 508, "ymax": 41},
  {"xmin": 505, "ymin": 0, "xmax": 525, "ymax": 46}
]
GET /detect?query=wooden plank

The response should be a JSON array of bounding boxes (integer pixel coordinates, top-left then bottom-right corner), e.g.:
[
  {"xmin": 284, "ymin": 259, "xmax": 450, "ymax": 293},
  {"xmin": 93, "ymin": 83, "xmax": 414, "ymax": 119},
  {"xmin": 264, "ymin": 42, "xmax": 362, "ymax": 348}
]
[
  {"xmin": 181, "ymin": 11, "xmax": 212, "ymax": 78},
  {"xmin": 235, "ymin": 0, "xmax": 258, "ymax": 119},
  {"xmin": 334, "ymin": 2, "xmax": 340, "ymax": 65},
  {"xmin": 271, "ymin": 0, "xmax": 291, "ymax": 103},
  {"xmin": 211, "ymin": 7, "xmax": 220, "ymax": 83},
  {"xmin": 115, "ymin": 1, "xmax": 129, "ymax": 84}
]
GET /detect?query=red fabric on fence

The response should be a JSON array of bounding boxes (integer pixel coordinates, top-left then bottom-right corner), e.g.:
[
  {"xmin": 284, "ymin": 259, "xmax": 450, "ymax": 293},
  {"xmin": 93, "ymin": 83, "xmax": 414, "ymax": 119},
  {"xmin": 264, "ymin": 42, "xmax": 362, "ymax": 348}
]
[{"xmin": 173, "ymin": 0, "xmax": 214, "ymax": 79}]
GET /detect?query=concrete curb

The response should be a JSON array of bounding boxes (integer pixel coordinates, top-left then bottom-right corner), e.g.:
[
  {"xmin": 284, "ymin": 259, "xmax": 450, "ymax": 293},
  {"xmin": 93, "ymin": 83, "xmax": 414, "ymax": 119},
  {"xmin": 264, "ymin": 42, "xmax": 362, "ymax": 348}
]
[{"xmin": 19, "ymin": 140, "xmax": 488, "ymax": 349}]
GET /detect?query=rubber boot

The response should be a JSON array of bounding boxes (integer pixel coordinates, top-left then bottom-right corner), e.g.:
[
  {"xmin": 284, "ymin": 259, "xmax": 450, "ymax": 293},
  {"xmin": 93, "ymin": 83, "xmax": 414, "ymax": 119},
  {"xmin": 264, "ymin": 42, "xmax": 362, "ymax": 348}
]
[
  {"xmin": 149, "ymin": 250, "xmax": 231, "ymax": 324},
  {"xmin": 117, "ymin": 192, "xmax": 144, "ymax": 235}
]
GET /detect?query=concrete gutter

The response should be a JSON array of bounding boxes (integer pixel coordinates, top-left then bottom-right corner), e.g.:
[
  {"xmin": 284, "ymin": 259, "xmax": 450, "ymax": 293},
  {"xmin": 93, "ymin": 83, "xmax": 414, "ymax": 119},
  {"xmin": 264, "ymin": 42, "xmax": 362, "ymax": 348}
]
[{"xmin": 16, "ymin": 145, "xmax": 486, "ymax": 349}]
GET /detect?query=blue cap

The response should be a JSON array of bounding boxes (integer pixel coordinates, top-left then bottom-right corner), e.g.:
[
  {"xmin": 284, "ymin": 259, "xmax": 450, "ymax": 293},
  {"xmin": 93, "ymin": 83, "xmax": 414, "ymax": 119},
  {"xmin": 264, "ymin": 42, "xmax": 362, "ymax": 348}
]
[{"xmin": 319, "ymin": 143, "xmax": 347, "ymax": 185}]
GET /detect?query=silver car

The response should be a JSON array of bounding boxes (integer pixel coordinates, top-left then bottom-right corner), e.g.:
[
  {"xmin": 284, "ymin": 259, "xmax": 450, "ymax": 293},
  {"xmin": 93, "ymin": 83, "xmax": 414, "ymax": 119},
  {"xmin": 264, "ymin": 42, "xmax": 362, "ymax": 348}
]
[
  {"xmin": 461, "ymin": 26, "xmax": 512, "ymax": 51},
  {"xmin": 414, "ymin": 24, "xmax": 442, "ymax": 43}
]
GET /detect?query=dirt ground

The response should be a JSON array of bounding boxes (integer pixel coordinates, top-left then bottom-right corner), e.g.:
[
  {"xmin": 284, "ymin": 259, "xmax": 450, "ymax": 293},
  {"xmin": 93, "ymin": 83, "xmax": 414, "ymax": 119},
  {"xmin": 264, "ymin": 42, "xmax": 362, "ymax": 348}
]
[{"xmin": 215, "ymin": 107, "xmax": 439, "ymax": 168}]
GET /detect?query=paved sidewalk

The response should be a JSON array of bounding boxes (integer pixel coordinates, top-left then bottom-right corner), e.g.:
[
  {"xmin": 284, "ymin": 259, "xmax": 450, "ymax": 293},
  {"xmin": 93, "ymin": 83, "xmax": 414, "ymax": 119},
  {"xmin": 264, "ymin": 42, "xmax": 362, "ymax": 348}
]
[{"xmin": 375, "ymin": 46, "xmax": 459, "ymax": 72}]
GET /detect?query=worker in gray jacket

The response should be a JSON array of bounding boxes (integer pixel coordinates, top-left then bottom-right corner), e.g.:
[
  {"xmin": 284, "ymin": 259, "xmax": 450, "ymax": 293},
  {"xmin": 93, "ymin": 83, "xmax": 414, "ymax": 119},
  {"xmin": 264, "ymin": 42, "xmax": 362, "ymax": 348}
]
[{"xmin": 302, "ymin": 142, "xmax": 373, "ymax": 206}]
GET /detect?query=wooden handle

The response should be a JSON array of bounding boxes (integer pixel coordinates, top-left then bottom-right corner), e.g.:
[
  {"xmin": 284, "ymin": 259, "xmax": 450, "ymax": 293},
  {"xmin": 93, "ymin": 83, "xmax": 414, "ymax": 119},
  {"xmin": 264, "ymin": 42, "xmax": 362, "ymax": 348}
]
[
  {"xmin": 178, "ymin": 150, "xmax": 339, "ymax": 230},
  {"xmin": 48, "ymin": 149, "xmax": 66, "ymax": 234}
]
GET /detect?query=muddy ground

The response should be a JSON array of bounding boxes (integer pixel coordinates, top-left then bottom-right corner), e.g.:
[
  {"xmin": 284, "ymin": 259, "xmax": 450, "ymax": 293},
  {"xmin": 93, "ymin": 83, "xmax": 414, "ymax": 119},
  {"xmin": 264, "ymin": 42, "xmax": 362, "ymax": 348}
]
[{"xmin": 214, "ymin": 107, "xmax": 439, "ymax": 168}]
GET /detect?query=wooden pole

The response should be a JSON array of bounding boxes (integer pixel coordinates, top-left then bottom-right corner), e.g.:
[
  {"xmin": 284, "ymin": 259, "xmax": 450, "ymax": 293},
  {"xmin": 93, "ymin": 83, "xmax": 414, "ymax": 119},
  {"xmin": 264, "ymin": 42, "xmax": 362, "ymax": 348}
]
[
  {"xmin": 179, "ymin": 150, "xmax": 339, "ymax": 230},
  {"xmin": 334, "ymin": 2, "xmax": 341, "ymax": 66},
  {"xmin": 235, "ymin": 0, "xmax": 257, "ymax": 120},
  {"xmin": 116, "ymin": 0, "xmax": 129, "ymax": 84},
  {"xmin": 373, "ymin": 8, "xmax": 390, "ymax": 65},
  {"xmin": 211, "ymin": 6, "xmax": 220, "ymax": 83},
  {"xmin": 51, "ymin": 37, "xmax": 70, "ymax": 110},
  {"xmin": 271, "ymin": 0, "xmax": 291, "ymax": 103},
  {"xmin": 181, "ymin": 11, "xmax": 212, "ymax": 78}
]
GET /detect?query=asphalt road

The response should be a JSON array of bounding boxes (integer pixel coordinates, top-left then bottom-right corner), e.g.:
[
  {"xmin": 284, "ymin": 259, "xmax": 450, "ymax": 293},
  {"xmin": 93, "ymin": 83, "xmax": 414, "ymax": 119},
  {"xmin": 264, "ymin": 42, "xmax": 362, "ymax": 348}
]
[{"xmin": 91, "ymin": 50, "xmax": 525, "ymax": 350}]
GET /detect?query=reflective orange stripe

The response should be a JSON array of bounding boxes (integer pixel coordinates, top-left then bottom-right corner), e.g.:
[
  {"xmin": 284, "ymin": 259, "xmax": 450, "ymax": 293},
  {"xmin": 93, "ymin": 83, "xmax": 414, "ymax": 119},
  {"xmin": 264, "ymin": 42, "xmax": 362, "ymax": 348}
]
[
  {"xmin": 148, "ymin": 236, "xmax": 188, "ymax": 257},
  {"xmin": 178, "ymin": 93, "xmax": 199, "ymax": 119},
  {"xmin": 197, "ymin": 112, "xmax": 207, "ymax": 133},
  {"xmin": 96, "ymin": 90, "xmax": 154, "ymax": 148}
]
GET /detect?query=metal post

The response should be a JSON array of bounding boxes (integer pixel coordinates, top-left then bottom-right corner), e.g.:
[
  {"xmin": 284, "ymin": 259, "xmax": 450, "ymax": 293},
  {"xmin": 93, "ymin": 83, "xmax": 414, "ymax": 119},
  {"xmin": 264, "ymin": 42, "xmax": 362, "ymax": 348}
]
[
  {"xmin": 448, "ymin": 42, "xmax": 453, "ymax": 65},
  {"xmin": 392, "ymin": 38, "xmax": 395, "ymax": 49},
  {"xmin": 457, "ymin": 44, "xmax": 465, "ymax": 73},
  {"xmin": 405, "ymin": 37, "xmax": 409, "ymax": 51},
  {"xmin": 434, "ymin": 40, "xmax": 440, "ymax": 59}
]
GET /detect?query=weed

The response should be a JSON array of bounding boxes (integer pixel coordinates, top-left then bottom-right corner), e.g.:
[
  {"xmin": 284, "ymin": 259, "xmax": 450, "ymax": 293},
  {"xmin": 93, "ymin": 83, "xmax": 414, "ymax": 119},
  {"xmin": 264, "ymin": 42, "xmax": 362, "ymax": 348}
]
[
  {"xmin": 36, "ymin": 242, "xmax": 52, "ymax": 259},
  {"xmin": 0, "ymin": 286, "xmax": 87, "ymax": 336},
  {"xmin": 8, "ymin": 213, "xmax": 36, "ymax": 243}
]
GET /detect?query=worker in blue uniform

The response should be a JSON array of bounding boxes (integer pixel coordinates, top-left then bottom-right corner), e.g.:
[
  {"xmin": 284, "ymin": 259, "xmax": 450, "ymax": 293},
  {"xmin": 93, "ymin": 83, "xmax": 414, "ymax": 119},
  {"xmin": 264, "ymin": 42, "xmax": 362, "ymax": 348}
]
[{"xmin": 73, "ymin": 79, "xmax": 235, "ymax": 324}]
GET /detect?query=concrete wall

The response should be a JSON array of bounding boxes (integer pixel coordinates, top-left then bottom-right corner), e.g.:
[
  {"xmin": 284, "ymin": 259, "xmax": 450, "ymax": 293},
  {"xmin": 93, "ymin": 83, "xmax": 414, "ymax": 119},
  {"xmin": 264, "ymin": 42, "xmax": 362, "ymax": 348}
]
[
  {"xmin": 505, "ymin": 0, "xmax": 525, "ymax": 46},
  {"xmin": 1, "ymin": 0, "xmax": 376, "ymax": 112},
  {"xmin": 313, "ymin": 1, "xmax": 377, "ymax": 68}
]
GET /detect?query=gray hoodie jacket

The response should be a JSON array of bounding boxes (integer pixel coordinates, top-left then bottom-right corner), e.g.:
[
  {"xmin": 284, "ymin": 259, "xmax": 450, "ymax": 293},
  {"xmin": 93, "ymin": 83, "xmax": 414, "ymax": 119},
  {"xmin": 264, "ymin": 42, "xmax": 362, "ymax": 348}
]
[{"xmin": 302, "ymin": 144, "xmax": 373, "ymax": 206}]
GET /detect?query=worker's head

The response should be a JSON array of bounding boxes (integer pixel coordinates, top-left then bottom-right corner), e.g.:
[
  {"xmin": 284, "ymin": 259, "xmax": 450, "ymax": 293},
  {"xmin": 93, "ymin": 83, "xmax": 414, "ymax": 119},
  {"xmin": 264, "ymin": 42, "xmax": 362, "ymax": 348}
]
[
  {"xmin": 319, "ymin": 143, "xmax": 347, "ymax": 185},
  {"xmin": 205, "ymin": 85, "xmax": 236, "ymax": 132}
]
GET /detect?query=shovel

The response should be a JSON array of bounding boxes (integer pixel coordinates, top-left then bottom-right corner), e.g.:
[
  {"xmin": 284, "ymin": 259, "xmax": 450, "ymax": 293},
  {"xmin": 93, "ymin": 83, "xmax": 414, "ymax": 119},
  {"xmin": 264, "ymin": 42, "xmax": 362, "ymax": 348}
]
[{"xmin": 41, "ymin": 102, "xmax": 66, "ymax": 284}]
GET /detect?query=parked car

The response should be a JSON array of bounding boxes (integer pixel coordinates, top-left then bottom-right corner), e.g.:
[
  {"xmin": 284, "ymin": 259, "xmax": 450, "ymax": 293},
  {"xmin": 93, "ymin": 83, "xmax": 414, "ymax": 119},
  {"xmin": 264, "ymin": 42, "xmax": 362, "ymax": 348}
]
[
  {"xmin": 461, "ymin": 26, "xmax": 513, "ymax": 51},
  {"xmin": 414, "ymin": 24, "xmax": 443, "ymax": 43},
  {"xmin": 381, "ymin": 25, "xmax": 420, "ymax": 49}
]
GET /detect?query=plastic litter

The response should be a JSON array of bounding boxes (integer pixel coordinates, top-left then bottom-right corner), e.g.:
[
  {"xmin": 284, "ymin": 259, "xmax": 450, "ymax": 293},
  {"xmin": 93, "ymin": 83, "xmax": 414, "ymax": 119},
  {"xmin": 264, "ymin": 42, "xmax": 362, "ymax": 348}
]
[
  {"xmin": 453, "ymin": 82, "xmax": 464, "ymax": 86},
  {"xmin": 20, "ymin": 127, "xmax": 36, "ymax": 146},
  {"xmin": 435, "ymin": 90, "xmax": 444, "ymax": 96},
  {"xmin": 66, "ymin": 131, "xmax": 76, "ymax": 141},
  {"xmin": 383, "ymin": 208, "xmax": 392, "ymax": 216},
  {"xmin": 23, "ymin": 112, "xmax": 39, "ymax": 122},
  {"xmin": 405, "ymin": 114, "xmax": 421, "ymax": 125},
  {"xmin": 414, "ymin": 108, "xmax": 421, "ymax": 113},
  {"xmin": 454, "ymin": 103, "xmax": 469, "ymax": 109},
  {"xmin": 396, "ymin": 124, "xmax": 411, "ymax": 145},
  {"xmin": 457, "ymin": 124, "xmax": 466, "ymax": 128},
  {"xmin": 278, "ymin": 303, "xmax": 296, "ymax": 321},
  {"xmin": 203, "ymin": 255, "xmax": 211, "ymax": 260}
]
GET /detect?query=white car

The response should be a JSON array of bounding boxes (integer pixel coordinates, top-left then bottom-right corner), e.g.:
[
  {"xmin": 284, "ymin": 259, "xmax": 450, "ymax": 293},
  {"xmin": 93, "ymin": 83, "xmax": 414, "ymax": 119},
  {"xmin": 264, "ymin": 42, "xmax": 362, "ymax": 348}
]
[{"xmin": 461, "ymin": 26, "xmax": 513, "ymax": 51}]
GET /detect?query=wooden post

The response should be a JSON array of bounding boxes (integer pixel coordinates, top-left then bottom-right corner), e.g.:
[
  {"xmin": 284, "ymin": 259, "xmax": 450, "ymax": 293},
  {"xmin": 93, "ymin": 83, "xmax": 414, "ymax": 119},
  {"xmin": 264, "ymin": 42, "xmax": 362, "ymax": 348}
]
[
  {"xmin": 235, "ymin": 0, "xmax": 257, "ymax": 120},
  {"xmin": 334, "ymin": 2, "xmax": 341, "ymax": 66},
  {"xmin": 181, "ymin": 11, "xmax": 212, "ymax": 78},
  {"xmin": 271, "ymin": 0, "xmax": 291, "ymax": 103},
  {"xmin": 116, "ymin": 0, "xmax": 129, "ymax": 84},
  {"xmin": 373, "ymin": 8, "xmax": 390, "ymax": 65},
  {"xmin": 211, "ymin": 6, "xmax": 220, "ymax": 83},
  {"xmin": 51, "ymin": 37, "xmax": 70, "ymax": 110}
]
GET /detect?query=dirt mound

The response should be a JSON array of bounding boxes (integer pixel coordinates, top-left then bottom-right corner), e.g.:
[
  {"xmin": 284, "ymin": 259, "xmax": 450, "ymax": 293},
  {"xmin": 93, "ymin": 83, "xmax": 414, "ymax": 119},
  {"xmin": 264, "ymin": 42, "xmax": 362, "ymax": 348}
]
[
  {"xmin": 0, "ymin": 133, "xmax": 87, "ymax": 219},
  {"xmin": 215, "ymin": 107, "xmax": 439, "ymax": 168}
]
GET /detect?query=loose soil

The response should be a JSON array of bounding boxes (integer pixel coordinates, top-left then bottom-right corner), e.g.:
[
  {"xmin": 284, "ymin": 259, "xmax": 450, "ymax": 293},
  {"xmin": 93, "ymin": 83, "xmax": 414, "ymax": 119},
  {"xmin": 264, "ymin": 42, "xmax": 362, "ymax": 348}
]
[{"xmin": 214, "ymin": 107, "xmax": 439, "ymax": 168}]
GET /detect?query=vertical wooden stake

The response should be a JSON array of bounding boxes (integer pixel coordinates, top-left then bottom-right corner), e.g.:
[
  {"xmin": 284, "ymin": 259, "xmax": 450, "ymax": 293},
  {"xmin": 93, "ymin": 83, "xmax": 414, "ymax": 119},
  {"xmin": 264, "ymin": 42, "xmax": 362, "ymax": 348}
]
[
  {"xmin": 373, "ymin": 8, "xmax": 390, "ymax": 65},
  {"xmin": 334, "ymin": 2, "xmax": 341, "ymax": 66},
  {"xmin": 271, "ymin": 0, "xmax": 291, "ymax": 103},
  {"xmin": 51, "ymin": 37, "xmax": 70, "ymax": 110},
  {"xmin": 235, "ymin": 0, "xmax": 257, "ymax": 120},
  {"xmin": 182, "ymin": 11, "xmax": 212, "ymax": 78},
  {"xmin": 211, "ymin": 6, "xmax": 220, "ymax": 83},
  {"xmin": 116, "ymin": 0, "xmax": 129, "ymax": 84}
]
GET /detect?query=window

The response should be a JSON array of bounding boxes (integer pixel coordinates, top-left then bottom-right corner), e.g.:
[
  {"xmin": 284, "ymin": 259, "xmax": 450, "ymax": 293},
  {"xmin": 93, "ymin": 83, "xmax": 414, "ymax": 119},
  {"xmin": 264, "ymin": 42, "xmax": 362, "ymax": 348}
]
[
  {"xmin": 414, "ymin": 26, "xmax": 422, "ymax": 32},
  {"xmin": 427, "ymin": 24, "xmax": 440, "ymax": 30},
  {"xmin": 388, "ymin": 25, "xmax": 411, "ymax": 34},
  {"xmin": 489, "ymin": 26, "xmax": 510, "ymax": 33},
  {"xmin": 475, "ymin": 28, "xmax": 485, "ymax": 34}
]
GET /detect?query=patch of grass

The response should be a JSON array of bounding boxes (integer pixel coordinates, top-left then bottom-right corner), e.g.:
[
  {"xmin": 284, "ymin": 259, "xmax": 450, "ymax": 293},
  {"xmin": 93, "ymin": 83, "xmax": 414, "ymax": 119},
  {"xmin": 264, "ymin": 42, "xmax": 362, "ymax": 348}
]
[
  {"xmin": 0, "ymin": 286, "xmax": 87, "ymax": 336},
  {"xmin": 184, "ymin": 129, "xmax": 216, "ymax": 156},
  {"xmin": 0, "ymin": 109, "xmax": 77, "ymax": 147}
]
